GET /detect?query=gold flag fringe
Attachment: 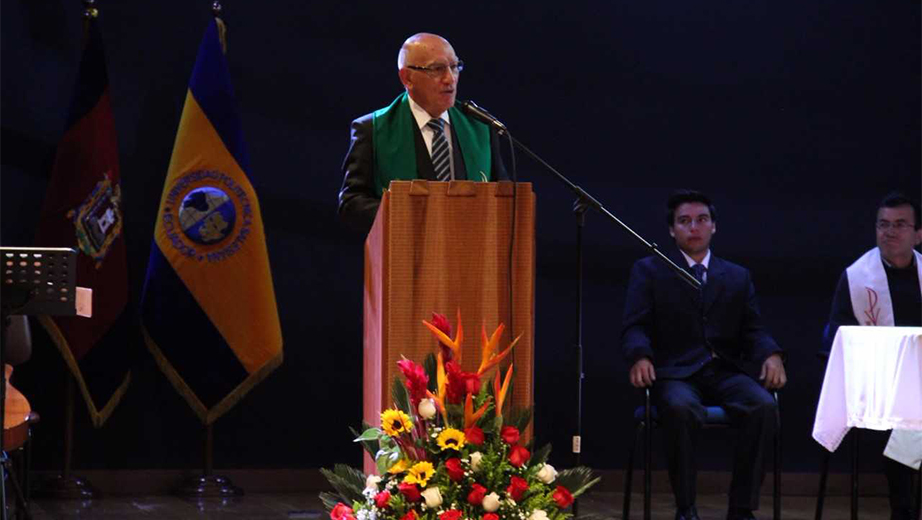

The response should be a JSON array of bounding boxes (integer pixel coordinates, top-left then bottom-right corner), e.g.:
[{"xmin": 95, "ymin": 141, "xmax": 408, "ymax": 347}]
[
  {"xmin": 36, "ymin": 316, "xmax": 131, "ymax": 429},
  {"xmin": 141, "ymin": 324, "xmax": 283, "ymax": 425},
  {"xmin": 215, "ymin": 17, "xmax": 228, "ymax": 55}
]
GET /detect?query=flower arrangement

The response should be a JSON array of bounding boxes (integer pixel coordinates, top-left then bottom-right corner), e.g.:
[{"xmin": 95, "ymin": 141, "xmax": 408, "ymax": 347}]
[{"xmin": 321, "ymin": 311, "xmax": 599, "ymax": 520}]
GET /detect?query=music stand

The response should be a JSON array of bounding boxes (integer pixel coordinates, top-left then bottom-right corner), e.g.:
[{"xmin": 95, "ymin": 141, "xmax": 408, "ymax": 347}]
[{"xmin": 1, "ymin": 247, "xmax": 76, "ymax": 520}]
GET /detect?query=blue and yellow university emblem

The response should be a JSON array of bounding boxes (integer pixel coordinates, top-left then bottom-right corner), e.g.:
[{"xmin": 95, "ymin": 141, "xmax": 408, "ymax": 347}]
[{"xmin": 160, "ymin": 169, "xmax": 253, "ymax": 263}]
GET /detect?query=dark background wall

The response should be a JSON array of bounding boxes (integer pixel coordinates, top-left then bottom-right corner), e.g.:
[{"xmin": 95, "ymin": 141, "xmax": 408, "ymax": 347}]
[{"xmin": 1, "ymin": 0, "xmax": 919, "ymax": 476}]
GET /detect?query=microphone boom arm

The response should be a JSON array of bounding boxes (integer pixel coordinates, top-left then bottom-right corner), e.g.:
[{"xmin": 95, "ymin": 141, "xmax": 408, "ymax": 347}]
[{"xmin": 500, "ymin": 128, "xmax": 699, "ymax": 289}]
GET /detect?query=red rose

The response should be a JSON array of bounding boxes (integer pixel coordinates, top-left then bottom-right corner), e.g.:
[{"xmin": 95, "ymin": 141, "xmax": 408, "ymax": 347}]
[
  {"xmin": 401, "ymin": 511, "xmax": 417, "ymax": 520},
  {"xmin": 508, "ymin": 445, "xmax": 530, "ymax": 467},
  {"xmin": 440, "ymin": 510, "xmax": 463, "ymax": 520},
  {"xmin": 397, "ymin": 359, "xmax": 429, "ymax": 406},
  {"xmin": 374, "ymin": 490, "xmax": 391, "ymax": 509},
  {"xmin": 483, "ymin": 515, "xmax": 499, "ymax": 520},
  {"xmin": 467, "ymin": 483, "xmax": 487, "ymax": 505},
  {"xmin": 500, "ymin": 426, "xmax": 520, "ymax": 445},
  {"xmin": 330, "ymin": 503, "xmax": 353, "ymax": 520},
  {"xmin": 553, "ymin": 485, "xmax": 574, "ymax": 508},
  {"xmin": 506, "ymin": 475, "xmax": 529, "ymax": 501},
  {"xmin": 398, "ymin": 482, "xmax": 421, "ymax": 502},
  {"xmin": 445, "ymin": 457, "xmax": 465, "ymax": 482},
  {"xmin": 464, "ymin": 426, "xmax": 485, "ymax": 445}
]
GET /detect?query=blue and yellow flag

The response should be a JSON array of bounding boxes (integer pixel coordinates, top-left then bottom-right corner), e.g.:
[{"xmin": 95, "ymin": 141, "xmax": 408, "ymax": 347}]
[{"xmin": 140, "ymin": 18, "xmax": 282, "ymax": 424}]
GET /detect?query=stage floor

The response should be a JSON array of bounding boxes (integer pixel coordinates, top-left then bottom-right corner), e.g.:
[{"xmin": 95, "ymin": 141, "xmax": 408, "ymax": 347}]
[{"xmin": 24, "ymin": 492, "xmax": 893, "ymax": 519}]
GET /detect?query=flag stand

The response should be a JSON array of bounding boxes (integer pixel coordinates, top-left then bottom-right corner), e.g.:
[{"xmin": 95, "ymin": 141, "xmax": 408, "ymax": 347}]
[
  {"xmin": 34, "ymin": 375, "xmax": 96, "ymax": 500},
  {"xmin": 175, "ymin": 423, "xmax": 242, "ymax": 497},
  {"xmin": 143, "ymin": 5, "xmax": 279, "ymax": 501},
  {"xmin": 30, "ymin": 0, "xmax": 118, "ymax": 501}
]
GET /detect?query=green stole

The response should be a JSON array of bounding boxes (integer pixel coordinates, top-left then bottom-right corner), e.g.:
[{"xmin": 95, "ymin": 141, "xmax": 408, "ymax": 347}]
[{"xmin": 371, "ymin": 92, "xmax": 492, "ymax": 196}]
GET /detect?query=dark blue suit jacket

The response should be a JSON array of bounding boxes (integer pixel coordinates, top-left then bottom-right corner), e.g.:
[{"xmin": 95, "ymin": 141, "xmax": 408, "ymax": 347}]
[{"xmin": 620, "ymin": 252, "xmax": 782, "ymax": 379}]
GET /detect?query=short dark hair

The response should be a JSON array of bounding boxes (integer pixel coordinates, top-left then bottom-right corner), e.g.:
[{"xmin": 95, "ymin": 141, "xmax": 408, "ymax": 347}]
[
  {"xmin": 667, "ymin": 189, "xmax": 718, "ymax": 226},
  {"xmin": 877, "ymin": 192, "xmax": 921, "ymax": 230}
]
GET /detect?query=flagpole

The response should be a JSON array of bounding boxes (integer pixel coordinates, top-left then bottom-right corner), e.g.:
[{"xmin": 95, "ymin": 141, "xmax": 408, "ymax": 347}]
[
  {"xmin": 33, "ymin": 0, "xmax": 102, "ymax": 504},
  {"xmin": 82, "ymin": 0, "xmax": 99, "ymax": 31},
  {"xmin": 172, "ymin": 4, "xmax": 243, "ymax": 498},
  {"xmin": 35, "ymin": 375, "xmax": 96, "ymax": 500}
]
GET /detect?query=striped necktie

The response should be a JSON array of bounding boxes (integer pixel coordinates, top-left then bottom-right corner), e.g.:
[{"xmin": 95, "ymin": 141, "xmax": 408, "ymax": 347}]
[
  {"xmin": 427, "ymin": 118, "xmax": 451, "ymax": 181},
  {"xmin": 691, "ymin": 264, "xmax": 707, "ymax": 285}
]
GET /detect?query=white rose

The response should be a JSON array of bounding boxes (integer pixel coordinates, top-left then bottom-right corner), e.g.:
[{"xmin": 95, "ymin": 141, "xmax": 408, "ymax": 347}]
[
  {"xmin": 536, "ymin": 464, "xmax": 558, "ymax": 484},
  {"xmin": 421, "ymin": 487, "xmax": 443, "ymax": 508},
  {"xmin": 529, "ymin": 510, "xmax": 549, "ymax": 520},
  {"xmin": 365, "ymin": 474, "xmax": 381, "ymax": 491},
  {"xmin": 482, "ymin": 492, "xmax": 501, "ymax": 512},
  {"xmin": 418, "ymin": 398, "xmax": 437, "ymax": 419},
  {"xmin": 469, "ymin": 451, "xmax": 483, "ymax": 472}
]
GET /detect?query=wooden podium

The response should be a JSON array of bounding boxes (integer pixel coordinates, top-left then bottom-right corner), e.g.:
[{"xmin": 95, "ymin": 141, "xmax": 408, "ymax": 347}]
[{"xmin": 363, "ymin": 180, "xmax": 535, "ymax": 473}]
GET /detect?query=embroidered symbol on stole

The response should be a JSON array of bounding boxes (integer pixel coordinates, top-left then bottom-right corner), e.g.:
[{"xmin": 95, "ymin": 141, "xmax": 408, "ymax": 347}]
[{"xmin": 863, "ymin": 287, "xmax": 880, "ymax": 325}]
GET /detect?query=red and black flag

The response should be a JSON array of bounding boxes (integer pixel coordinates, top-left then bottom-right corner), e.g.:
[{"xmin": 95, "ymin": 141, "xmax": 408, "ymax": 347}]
[{"xmin": 34, "ymin": 9, "xmax": 131, "ymax": 427}]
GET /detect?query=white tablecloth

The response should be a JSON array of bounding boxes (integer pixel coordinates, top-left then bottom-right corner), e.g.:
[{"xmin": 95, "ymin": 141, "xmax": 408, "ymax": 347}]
[{"xmin": 812, "ymin": 326, "xmax": 922, "ymax": 468}]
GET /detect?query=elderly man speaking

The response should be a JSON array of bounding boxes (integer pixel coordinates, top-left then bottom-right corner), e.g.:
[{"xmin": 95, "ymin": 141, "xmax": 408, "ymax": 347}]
[{"xmin": 337, "ymin": 33, "xmax": 507, "ymax": 234}]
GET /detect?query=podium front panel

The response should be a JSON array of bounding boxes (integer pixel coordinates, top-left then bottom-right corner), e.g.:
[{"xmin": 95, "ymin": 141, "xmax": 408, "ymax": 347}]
[{"xmin": 363, "ymin": 180, "xmax": 535, "ymax": 473}]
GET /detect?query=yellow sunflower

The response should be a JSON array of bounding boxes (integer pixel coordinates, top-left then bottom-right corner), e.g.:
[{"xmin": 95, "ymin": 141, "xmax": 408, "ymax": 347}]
[
  {"xmin": 436, "ymin": 428, "xmax": 466, "ymax": 451},
  {"xmin": 403, "ymin": 461, "xmax": 435, "ymax": 487},
  {"xmin": 387, "ymin": 459, "xmax": 409, "ymax": 475},
  {"xmin": 381, "ymin": 409, "xmax": 412, "ymax": 437}
]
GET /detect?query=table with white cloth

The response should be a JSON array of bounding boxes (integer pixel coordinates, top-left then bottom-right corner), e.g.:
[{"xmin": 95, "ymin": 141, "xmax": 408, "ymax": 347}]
[{"xmin": 812, "ymin": 326, "xmax": 922, "ymax": 469}]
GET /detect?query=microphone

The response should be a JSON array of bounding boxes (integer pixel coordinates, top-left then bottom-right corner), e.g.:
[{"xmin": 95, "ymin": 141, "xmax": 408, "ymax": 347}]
[{"xmin": 457, "ymin": 100, "xmax": 507, "ymax": 133}]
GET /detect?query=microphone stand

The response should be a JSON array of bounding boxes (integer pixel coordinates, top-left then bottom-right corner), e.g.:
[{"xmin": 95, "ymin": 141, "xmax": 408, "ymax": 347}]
[{"xmin": 494, "ymin": 127, "xmax": 700, "ymax": 517}]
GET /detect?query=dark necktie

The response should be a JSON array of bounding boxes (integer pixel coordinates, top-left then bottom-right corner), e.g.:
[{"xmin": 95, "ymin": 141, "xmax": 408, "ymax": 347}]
[
  {"xmin": 691, "ymin": 264, "xmax": 707, "ymax": 285},
  {"xmin": 427, "ymin": 118, "xmax": 451, "ymax": 181},
  {"xmin": 692, "ymin": 264, "xmax": 715, "ymax": 358}
]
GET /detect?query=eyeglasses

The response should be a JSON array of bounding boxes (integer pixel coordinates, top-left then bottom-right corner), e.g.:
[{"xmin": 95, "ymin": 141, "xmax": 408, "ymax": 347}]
[
  {"xmin": 876, "ymin": 220, "xmax": 915, "ymax": 231},
  {"xmin": 406, "ymin": 61, "xmax": 464, "ymax": 78}
]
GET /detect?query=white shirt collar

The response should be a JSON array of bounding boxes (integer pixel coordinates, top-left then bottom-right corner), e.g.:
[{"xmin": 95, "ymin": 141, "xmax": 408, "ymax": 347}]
[
  {"xmin": 407, "ymin": 94, "xmax": 451, "ymax": 130},
  {"xmin": 680, "ymin": 249, "xmax": 711, "ymax": 269}
]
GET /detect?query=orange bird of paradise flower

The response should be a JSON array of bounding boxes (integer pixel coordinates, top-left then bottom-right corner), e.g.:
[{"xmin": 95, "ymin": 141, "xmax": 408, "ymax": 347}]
[
  {"xmin": 477, "ymin": 322, "xmax": 521, "ymax": 377},
  {"xmin": 464, "ymin": 391, "xmax": 493, "ymax": 428},
  {"xmin": 423, "ymin": 309, "xmax": 464, "ymax": 363},
  {"xmin": 423, "ymin": 311, "xmax": 522, "ymax": 425},
  {"xmin": 494, "ymin": 363, "xmax": 514, "ymax": 417}
]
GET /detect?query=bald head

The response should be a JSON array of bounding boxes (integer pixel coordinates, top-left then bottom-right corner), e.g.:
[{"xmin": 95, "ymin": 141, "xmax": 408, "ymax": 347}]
[{"xmin": 397, "ymin": 33, "xmax": 455, "ymax": 70}]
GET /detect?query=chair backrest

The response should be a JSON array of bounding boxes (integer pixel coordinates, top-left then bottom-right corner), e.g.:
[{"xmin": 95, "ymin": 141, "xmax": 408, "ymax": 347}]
[{"xmin": 2, "ymin": 315, "xmax": 32, "ymax": 366}]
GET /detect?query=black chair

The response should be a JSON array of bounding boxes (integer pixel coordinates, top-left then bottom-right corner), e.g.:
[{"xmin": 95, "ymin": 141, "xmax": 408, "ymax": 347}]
[
  {"xmin": 3, "ymin": 314, "xmax": 39, "ymax": 520},
  {"xmin": 622, "ymin": 388, "xmax": 782, "ymax": 520}
]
